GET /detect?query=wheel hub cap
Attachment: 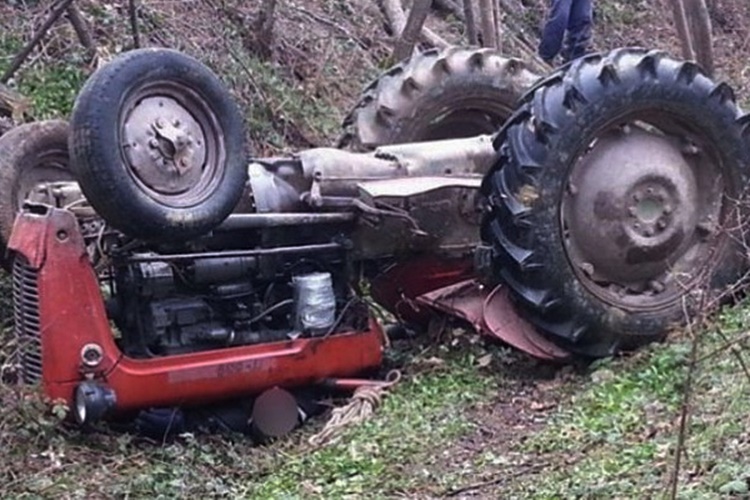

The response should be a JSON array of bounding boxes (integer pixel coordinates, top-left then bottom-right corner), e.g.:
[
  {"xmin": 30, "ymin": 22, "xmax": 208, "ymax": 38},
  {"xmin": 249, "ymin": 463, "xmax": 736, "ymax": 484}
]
[
  {"xmin": 123, "ymin": 96, "xmax": 208, "ymax": 195},
  {"xmin": 562, "ymin": 125, "xmax": 720, "ymax": 300}
]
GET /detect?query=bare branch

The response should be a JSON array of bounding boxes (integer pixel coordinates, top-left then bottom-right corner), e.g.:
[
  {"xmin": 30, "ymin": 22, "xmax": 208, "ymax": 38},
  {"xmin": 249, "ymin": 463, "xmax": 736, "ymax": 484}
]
[{"xmin": 0, "ymin": 0, "xmax": 75, "ymax": 84}]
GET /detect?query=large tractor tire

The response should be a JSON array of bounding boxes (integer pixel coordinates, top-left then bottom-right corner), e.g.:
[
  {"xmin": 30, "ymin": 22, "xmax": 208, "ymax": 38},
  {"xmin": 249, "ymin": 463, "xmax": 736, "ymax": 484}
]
[
  {"xmin": 69, "ymin": 48, "xmax": 247, "ymax": 242},
  {"xmin": 0, "ymin": 120, "xmax": 73, "ymax": 266},
  {"xmin": 483, "ymin": 48, "xmax": 750, "ymax": 357},
  {"xmin": 339, "ymin": 46, "xmax": 539, "ymax": 151}
]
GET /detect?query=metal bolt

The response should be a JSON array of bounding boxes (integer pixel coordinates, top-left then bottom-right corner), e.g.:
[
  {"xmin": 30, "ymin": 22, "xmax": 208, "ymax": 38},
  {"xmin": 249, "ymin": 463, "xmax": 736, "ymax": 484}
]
[
  {"xmin": 633, "ymin": 193, "xmax": 642, "ymax": 202},
  {"xmin": 628, "ymin": 207, "xmax": 637, "ymax": 217},
  {"xmin": 697, "ymin": 221, "xmax": 713, "ymax": 236},
  {"xmin": 663, "ymin": 205, "xmax": 673, "ymax": 215},
  {"xmin": 644, "ymin": 227, "xmax": 654, "ymax": 237},
  {"xmin": 657, "ymin": 220, "xmax": 667, "ymax": 230},
  {"xmin": 649, "ymin": 280, "xmax": 666, "ymax": 293},
  {"xmin": 633, "ymin": 222, "xmax": 641, "ymax": 230},
  {"xmin": 683, "ymin": 143, "xmax": 700, "ymax": 155},
  {"xmin": 579, "ymin": 262, "xmax": 594, "ymax": 277},
  {"xmin": 156, "ymin": 118, "xmax": 165, "ymax": 129},
  {"xmin": 149, "ymin": 138, "xmax": 159, "ymax": 149}
]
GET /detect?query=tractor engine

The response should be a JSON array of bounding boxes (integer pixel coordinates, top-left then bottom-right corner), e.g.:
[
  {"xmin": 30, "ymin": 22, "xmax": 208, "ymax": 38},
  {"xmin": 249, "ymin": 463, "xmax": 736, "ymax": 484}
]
[{"xmin": 110, "ymin": 253, "xmax": 355, "ymax": 358}]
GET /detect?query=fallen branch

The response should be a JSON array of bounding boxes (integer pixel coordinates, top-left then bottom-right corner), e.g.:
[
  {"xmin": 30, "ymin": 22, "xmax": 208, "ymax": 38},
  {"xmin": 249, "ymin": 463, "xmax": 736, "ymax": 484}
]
[
  {"xmin": 0, "ymin": 0, "xmax": 75, "ymax": 84},
  {"xmin": 380, "ymin": 0, "xmax": 450, "ymax": 50}
]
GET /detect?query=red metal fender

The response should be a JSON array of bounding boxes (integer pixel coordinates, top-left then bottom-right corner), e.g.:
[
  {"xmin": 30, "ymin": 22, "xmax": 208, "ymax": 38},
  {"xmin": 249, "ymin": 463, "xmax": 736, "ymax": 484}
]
[
  {"xmin": 416, "ymin": 279, "xmax": 570, "ymax": 361},
  {"xmin": 8, "ymin": 205, "xmax": 384, "ymax": 414}
]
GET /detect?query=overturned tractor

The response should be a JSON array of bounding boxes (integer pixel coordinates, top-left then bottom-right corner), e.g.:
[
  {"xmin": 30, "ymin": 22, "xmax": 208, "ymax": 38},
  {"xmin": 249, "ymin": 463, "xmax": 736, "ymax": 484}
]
[{"xmin": 3, "ymin": 46, "xmax": 749, "ymax": 439}]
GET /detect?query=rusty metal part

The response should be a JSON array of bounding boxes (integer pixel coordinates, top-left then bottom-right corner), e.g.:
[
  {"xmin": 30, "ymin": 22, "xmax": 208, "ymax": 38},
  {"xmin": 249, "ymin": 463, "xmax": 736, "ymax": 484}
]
[
  {"xmin": 216, "ymin": 212, "xmax": 355, "ymax": 231},
  {"xmin": 562, "ymin": 124, "xmax": 723, "ymax": 310},
  {"xmin": 120, "ymin": 82, "xmax": 223, "ymax": 207},
  {"xmin": 251, "ymin": 387, "xmax": 300, "ymax": 440},
  {"xmin": 416, "ymin": 279, "xmax": 570, "ymax": 361},
  {"xmin": 125, "ymin": 242, "xmax": 343, "ymax": 263}
]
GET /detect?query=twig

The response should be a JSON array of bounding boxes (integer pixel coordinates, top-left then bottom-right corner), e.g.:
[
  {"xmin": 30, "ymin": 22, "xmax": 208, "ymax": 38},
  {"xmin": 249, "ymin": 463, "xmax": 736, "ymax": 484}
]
[
  {"xmin": 0, "ymin": 0, "xmax": 75, "ymax": 83},
  {"xmin": 129, "ymin": 0, "xmax": 141, "ymax": 48},
  {"xmin": 443, "ymin": 462, "xmax": 548, "ymax": 496},
  {"xmin": 289, "ymin": 5, "xmax": 370, "ymax": 50},
  {"xmin": 668, "ymin": 298, "xmax": 703, "ymax": 499},
  {"xmin": 714, "ymin": 327, "xmax": 750, "ymax": 382}
]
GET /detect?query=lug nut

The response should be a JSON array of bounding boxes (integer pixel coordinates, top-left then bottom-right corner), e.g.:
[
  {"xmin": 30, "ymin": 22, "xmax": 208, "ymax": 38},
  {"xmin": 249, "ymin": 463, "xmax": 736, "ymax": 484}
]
[
  {"xmin": 657, "ymin": 220, "xmax": 667, "ymax": 230},
  {"xmin": 579, "ymin": 262, "xmax": 594, "ymax": 277},
  {"xmin": 649, "ymin": 280, "xmax": 666, "ymax": 293},
  {"xmin": 149, "ymin": 138, "xmax": 159, "ymax": 149},
  {"xmin": 156, "ymin": 118, "xmax": 165, "ymax": 128}
]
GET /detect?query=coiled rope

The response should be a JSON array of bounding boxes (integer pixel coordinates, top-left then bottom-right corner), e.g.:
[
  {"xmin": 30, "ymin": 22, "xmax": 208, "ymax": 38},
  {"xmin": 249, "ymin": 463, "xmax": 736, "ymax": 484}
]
[{"xmin": 308, "ymin": 370, "xmax": 401, "ymax": 446}]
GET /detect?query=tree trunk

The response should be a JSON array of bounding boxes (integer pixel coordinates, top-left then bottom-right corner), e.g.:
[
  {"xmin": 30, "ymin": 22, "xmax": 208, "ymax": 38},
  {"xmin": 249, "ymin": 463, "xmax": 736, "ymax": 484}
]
[
  {"xmin": 683, "ymin": 0, "xmax": 714, "ymax": 75},
  {"xmin": 394, "ymin": 0, "xmax": 432, "ymax": 60},
  {"xmin": 381, "ymin": 0, "xmax": 449, "ymax": 50},
  {"xmin": 478, "ymin": 0, "xmax": 496, "ymax": 47},
  {"xmin": 670, "ymin": 0, "xmax": 695, "ymax": 60},
  {"xmin": 463, "ymin": 0, "xmax": 478, "ymax": 45}
]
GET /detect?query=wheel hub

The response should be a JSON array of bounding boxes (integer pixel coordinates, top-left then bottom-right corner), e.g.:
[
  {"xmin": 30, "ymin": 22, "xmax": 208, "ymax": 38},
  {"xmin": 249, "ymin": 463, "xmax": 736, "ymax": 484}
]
[
  {"xmin": 122, "ymin": 96, "xmax": 207, "ymax": 195},
  {"xmin": 563, "ymin": 126, "xmax": 709, "ymax": 291}
]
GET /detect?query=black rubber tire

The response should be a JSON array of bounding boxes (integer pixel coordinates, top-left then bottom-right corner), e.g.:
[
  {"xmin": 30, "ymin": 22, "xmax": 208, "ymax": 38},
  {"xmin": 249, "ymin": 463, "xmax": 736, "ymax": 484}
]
[
  {"xmin": 482, "ymin": 48, "xmax": 750, "ymax": 357},
  {"xmin": 338, "ymin": 46, "xmax": 539, "ymax": 151},
  {"xmin": 69, "ymin": 48, "xmax": 247, "ymax": 241},
  {"xmin": 0, "ymin": 120, "xmax": 72, "ymax": 266}
]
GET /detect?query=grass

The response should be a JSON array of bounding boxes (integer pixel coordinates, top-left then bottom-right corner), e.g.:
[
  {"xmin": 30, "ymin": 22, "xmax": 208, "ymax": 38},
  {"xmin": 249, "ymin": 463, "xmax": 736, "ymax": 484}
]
[{"xmin": 3, "ymin": 308, "xmax": 750, "ymax": 498}]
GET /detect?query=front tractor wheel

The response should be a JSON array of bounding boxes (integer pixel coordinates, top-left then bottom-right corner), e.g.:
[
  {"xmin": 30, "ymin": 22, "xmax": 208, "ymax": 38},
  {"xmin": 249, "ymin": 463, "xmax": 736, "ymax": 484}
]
[
  {"xmin": 69, "ymin": 49, "xmax": 248, "ymax": 241},
  {"xmin": 483, "ymin": 48, "xmax": 750, "ymax": 357}
]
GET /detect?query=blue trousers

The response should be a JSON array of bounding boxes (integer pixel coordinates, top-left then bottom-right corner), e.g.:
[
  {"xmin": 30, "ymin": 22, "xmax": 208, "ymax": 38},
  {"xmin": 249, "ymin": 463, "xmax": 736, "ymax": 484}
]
[{"xmin": 538, "ymin": 0, "xmax": 593, "ymax": 63}]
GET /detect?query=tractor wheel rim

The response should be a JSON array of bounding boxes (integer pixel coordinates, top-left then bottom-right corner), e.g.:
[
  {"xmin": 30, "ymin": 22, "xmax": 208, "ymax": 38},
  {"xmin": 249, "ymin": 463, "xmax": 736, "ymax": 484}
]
[
  {"xmin": 561, "ymin": 116, "xmax": 725, "ymax": 310},
  {"xmin": 120, "ymin": 81, "xmax": 225, "ymax": 208}
]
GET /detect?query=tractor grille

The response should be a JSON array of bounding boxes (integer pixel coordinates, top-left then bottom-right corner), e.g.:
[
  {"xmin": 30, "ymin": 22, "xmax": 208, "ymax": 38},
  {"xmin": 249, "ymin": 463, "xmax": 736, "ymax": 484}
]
[{"xmin": 13, "ymin": 257, "xmax": 42, "ymax": 384}]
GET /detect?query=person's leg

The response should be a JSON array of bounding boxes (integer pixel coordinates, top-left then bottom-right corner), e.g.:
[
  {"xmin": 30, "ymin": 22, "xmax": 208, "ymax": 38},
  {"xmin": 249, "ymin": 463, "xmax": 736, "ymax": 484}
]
[
  {"xmin": 563, "ymin": 0, "xmax": 593, "ymax": 62},
  {"xmin": 539, "ymin": 0, "xmax": 573, "ymax": 63}
]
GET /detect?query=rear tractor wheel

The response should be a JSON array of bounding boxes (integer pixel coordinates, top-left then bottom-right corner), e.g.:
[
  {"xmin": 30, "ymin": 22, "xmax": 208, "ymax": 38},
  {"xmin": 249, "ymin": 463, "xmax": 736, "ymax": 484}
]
[
  {"xmin": 483, "ymin": 48, "xmax": 750, "ymax": 357},
  {"xmin": 339, "ymin": 46, "xmax": 540, "ymax": 152}
]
